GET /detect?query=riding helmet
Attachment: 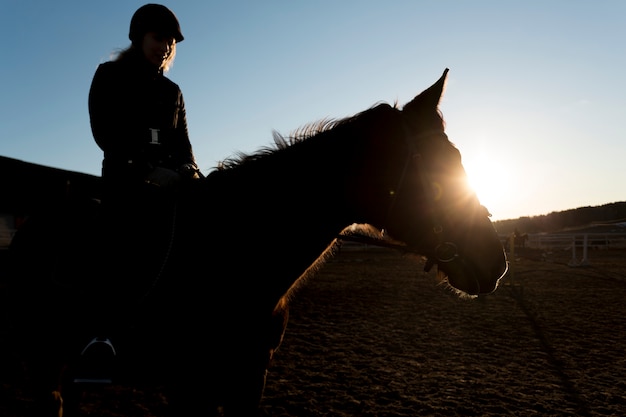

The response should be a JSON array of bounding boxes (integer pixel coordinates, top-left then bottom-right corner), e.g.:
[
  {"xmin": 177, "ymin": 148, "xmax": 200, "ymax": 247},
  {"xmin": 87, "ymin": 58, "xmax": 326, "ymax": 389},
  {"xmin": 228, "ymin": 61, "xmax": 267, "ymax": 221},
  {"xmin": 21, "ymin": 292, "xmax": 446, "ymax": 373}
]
[{"xmin": 129, "ymin": 4, "xmax": 184, "ymax": 44}]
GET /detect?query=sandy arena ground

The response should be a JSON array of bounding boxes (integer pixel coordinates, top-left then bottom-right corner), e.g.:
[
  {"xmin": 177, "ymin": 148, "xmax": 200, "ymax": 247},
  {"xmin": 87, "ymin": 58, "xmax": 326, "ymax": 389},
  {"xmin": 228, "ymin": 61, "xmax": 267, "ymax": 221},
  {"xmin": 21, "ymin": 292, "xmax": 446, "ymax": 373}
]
[{"xmin": 2, "ymin": 246, "xmax": 626, "ymax": 416}]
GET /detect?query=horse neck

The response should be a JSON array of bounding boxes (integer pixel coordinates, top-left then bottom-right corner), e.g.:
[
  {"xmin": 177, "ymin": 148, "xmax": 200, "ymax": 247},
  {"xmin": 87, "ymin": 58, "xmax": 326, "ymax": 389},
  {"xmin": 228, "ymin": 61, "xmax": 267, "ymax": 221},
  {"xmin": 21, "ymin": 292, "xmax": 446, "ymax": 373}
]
[
  {"xmin": 200, "ymin": 134, "xmax": 362, "ymax": 283},
  {"xmin": 245, "ymin": 138, "xmax": 357, "ymax": 239}
]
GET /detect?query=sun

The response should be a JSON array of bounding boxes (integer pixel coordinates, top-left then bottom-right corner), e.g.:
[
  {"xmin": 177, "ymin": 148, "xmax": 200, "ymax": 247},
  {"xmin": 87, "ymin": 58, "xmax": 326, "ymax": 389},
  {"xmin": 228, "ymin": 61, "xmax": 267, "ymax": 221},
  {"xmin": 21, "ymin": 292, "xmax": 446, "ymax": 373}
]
[{"xmin": 463, "ymin": 152, "xmax": 511, "ymax": 216}]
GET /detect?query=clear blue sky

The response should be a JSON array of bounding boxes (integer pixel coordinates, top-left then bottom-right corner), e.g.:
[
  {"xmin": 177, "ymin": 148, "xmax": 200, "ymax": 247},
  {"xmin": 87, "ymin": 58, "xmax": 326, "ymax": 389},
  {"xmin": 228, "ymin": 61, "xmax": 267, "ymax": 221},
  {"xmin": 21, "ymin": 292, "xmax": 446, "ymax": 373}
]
[{"xmin": 2, "ymin": 1, "xmax": 625, "ymax": 221}]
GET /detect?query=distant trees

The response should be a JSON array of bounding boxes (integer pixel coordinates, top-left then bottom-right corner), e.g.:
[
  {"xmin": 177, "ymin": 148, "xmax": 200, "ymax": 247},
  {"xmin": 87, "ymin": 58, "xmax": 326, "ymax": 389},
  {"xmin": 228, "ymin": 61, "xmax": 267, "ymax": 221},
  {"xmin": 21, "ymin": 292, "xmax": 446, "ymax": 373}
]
[{"xmin": 493, "ymin": 202, "xmax": 626, "ymax": 234}]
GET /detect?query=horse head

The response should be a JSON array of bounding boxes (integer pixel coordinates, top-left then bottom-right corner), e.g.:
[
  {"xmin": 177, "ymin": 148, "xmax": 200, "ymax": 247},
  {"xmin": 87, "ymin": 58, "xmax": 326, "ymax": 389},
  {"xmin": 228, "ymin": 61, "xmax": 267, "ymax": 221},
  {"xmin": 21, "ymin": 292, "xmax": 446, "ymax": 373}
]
[{"xmin": 351, "ymin": 69, "xmax": 508, "ymax": 296}]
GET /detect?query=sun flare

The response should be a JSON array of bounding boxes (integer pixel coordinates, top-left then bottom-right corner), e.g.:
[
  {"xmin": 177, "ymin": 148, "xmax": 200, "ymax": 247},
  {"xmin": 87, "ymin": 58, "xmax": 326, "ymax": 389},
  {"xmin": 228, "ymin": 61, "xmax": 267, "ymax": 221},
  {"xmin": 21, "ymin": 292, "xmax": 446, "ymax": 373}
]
[{"xmin": 463, "ymin": 153, "xmax": 511, "ymax": 216}]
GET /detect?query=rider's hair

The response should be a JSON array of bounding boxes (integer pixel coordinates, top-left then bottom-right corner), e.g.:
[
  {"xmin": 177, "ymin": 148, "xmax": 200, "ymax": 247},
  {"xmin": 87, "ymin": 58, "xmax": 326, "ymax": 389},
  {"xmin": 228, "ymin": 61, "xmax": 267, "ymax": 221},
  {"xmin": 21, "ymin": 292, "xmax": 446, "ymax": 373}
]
[{"xmin": 112, "ymin": 41, "xmax": 176, "ymax": 73}]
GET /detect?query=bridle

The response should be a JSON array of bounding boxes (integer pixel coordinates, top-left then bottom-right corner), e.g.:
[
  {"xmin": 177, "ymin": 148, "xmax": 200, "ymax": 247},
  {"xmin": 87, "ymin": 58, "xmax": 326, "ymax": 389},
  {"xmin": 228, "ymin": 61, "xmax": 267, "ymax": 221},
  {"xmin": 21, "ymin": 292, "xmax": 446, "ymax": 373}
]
[
  {"xmin": 390, "ymin": 127, "xmax": 462, "ymax": 269},
  {"xmin": 338, "ymin": 125, "xmax": 460, "ymax": 272}
]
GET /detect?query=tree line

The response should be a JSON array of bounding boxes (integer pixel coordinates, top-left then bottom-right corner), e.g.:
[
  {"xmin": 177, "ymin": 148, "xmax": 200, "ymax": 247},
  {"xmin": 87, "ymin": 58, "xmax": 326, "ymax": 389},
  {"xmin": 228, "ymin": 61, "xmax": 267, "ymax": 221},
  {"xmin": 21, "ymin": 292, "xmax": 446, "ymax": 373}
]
[{"xmin": 493, "ymin": 202, "xmax": 626, "ymax": 235}]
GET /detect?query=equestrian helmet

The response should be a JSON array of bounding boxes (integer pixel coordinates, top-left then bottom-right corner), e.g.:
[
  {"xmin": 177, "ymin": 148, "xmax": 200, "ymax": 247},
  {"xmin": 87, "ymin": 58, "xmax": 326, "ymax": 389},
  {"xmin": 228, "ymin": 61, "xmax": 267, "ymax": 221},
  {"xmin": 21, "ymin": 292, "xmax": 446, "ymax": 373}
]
[{"xmin": 129, "ymin": 4, "xmax": 184, "ymax": 44}]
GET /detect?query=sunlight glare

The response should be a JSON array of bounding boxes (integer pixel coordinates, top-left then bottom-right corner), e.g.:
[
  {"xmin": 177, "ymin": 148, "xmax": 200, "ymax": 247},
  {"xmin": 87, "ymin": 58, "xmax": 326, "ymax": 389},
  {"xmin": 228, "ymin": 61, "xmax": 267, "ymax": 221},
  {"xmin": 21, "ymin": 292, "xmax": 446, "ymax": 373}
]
[{"xmin": 463, "ymin": 152, "xmax": 512, "ymax": 216}]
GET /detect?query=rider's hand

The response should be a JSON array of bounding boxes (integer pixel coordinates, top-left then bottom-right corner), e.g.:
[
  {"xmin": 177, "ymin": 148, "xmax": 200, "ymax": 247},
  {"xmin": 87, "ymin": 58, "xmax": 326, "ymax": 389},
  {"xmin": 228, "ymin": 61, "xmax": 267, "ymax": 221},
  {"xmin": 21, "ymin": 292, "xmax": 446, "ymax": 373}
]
[
  {"xmin": 177, "ymin": 163, "xmax": 200, "ymax": 179},
  {"xmin": 145, "ymin": 167, "xmax": 182, "ymax": 187}
]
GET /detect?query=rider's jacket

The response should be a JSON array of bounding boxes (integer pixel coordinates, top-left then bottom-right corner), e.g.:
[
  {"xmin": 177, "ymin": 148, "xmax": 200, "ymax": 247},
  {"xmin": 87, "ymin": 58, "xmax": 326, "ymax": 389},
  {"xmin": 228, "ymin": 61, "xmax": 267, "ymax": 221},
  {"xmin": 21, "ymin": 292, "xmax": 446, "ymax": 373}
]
[{"xmin": 88, "ymin": 50, "xmax": 197, "ymax": 183}]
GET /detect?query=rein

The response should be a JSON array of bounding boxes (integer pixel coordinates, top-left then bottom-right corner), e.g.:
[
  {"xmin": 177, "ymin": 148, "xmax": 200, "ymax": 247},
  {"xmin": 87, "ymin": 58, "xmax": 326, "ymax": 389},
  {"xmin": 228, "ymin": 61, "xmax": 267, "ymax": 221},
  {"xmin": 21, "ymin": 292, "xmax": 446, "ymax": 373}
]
[{"xmin": 135, "ymin": 199, "xmax": 178, "ymax": 310}]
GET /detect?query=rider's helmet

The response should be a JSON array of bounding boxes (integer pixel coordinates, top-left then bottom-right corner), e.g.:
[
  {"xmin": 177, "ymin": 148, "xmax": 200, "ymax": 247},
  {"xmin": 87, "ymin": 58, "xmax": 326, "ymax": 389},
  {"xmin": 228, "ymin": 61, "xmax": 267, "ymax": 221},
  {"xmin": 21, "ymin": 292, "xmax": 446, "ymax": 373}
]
[{"xmin": 129, "ymin": 4, "xmax": 184, "ymax": 44}]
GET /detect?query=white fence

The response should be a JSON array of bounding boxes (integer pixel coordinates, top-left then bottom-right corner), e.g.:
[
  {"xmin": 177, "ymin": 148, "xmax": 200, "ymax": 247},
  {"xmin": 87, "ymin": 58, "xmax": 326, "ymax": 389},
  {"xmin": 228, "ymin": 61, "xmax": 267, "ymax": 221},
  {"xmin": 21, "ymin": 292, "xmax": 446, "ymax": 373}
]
[{"xmin": 502, "ymin": 232, "xmax": 626, "ymax": 267}]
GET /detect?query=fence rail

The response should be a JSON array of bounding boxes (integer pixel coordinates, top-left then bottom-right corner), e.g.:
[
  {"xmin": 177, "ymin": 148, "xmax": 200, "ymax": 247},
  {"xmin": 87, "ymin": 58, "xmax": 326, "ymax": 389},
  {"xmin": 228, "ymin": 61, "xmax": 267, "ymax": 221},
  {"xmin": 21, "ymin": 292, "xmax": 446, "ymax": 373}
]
[{"xmin": 501, "ymin": 232, "xmax": 626, "ymax": 267}]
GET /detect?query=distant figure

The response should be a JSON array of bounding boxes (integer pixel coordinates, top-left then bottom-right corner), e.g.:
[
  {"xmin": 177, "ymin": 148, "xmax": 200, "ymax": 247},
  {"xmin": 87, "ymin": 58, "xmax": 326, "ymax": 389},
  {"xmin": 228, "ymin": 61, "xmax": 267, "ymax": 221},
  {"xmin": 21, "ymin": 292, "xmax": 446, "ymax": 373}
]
[{"xmin": 513, "ymin": 228, "xmax": 528, "ymax": 249}]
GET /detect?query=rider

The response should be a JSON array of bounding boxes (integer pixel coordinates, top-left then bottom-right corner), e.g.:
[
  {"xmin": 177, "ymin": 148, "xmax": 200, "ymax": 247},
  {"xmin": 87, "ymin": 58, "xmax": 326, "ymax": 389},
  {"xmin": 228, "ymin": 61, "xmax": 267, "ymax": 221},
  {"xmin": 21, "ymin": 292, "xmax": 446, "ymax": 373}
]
[
  {"xmin": 89, "ymin": 3, "xmax": 200, "ymax": 205},
  {"xmin": 83, "ymin": 4, "xmax": 200, "ymax": 372},
  {"xmin": 88, "ymin": 3, "xmax": 202, "ymax": 284}
]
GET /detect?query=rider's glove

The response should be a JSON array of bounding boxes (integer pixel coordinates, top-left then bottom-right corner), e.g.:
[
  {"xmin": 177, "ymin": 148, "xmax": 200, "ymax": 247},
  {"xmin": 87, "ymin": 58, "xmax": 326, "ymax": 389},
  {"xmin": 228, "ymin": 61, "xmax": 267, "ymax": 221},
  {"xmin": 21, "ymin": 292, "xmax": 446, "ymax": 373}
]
[
  {"xmin": 177, "ymin": 163, "xmax": 200, "ymax": 179},
  {"xmin": 145, "ymin": 167, "xmax": 182, "ymax": 188}
]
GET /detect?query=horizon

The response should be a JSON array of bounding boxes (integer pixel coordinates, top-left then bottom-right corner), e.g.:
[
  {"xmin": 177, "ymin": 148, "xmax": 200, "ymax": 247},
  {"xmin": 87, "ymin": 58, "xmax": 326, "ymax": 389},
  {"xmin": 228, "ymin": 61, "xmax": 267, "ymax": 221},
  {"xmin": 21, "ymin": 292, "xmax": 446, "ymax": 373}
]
[
  {"xmin": 2, "ymin": 153, "xmax": 622, "ymax": 225},
  {"xmin": 493, "ymin": 200, "xmax": 626, "ymax": 223}
]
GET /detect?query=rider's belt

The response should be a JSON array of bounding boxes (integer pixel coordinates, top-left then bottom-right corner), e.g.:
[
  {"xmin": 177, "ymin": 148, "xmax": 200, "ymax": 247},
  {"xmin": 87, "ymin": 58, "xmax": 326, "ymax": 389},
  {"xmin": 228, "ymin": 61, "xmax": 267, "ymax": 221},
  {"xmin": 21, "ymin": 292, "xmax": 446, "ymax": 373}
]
[{"xmin": 149, "ymin": 128, "xmax": 160, "ymax": 145}]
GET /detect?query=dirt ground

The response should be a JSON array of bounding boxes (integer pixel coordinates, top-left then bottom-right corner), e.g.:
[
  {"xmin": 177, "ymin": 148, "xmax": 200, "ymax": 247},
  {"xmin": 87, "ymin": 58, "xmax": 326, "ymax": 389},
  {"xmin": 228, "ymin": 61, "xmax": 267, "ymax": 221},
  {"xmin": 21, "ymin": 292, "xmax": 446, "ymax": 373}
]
[{"xmin": 2, "ymin": 246, "xmax": 626, "ymax": 416}]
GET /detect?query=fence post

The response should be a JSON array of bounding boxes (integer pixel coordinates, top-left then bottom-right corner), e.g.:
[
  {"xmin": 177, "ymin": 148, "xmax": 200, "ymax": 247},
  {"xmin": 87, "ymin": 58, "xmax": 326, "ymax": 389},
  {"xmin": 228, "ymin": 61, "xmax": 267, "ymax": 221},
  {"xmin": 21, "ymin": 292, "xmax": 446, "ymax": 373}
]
[
  {"xmin": 568, "ymin": 235, "xmax": 578, "ymax": 266},
  {"xmin": 579, "ymin": 234, "xmax": 590, "ymax": 266}
]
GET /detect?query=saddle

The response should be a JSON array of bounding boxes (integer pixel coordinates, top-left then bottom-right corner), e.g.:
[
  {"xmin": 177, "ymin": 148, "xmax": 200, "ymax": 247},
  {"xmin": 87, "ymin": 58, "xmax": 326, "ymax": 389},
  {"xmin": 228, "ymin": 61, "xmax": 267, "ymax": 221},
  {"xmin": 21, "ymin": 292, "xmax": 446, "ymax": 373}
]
[{"xmin": 43, "ymin": 193, "xmax": 178, "ymax": 295}]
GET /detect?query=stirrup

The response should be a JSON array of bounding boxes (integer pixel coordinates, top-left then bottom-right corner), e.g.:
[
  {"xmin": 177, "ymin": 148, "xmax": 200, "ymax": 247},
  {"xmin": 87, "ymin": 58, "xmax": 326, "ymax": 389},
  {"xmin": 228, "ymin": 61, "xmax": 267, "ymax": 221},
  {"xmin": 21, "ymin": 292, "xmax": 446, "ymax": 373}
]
[
  {"xmin": 80, "ymin": 336, "xmax": 117, "ymax": 356},
  {"xmin": 73, "ymin": 336, "xmax": 117, "ymax": 384}
]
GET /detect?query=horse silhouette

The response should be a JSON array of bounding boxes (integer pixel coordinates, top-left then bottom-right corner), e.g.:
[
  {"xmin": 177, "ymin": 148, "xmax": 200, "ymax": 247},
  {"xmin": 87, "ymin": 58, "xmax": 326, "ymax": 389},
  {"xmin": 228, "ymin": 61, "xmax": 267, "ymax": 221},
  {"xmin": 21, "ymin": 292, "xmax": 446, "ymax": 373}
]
[{"xmin": 4, "ymin": 69, "xmax": 508, "ymax": 416}]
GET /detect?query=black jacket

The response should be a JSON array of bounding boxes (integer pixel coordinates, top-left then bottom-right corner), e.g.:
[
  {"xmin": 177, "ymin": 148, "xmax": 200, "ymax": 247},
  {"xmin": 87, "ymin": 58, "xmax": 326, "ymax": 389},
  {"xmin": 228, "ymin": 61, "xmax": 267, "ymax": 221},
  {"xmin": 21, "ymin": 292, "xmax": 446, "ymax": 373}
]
[{"xmin": 88, "ymin": 50, "xmax": 196, "ymax": 182}]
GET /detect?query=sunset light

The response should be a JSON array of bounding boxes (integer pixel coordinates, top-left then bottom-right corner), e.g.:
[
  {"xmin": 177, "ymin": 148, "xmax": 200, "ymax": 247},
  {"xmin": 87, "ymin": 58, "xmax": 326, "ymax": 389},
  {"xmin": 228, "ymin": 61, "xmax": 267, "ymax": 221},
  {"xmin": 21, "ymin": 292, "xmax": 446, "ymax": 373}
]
[{"xmin": 463, "ymin": 152, "xmax": 513, "ymax": 220}]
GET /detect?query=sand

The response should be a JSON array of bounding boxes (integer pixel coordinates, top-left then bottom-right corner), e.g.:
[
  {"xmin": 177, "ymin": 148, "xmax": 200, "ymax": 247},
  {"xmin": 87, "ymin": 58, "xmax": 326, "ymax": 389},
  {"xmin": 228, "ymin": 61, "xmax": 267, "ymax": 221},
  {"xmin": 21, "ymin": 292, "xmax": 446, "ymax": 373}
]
[
  {"xmin": 259, "ymin": 247, "xmax": 626, "ymax": 416},
  {"xmin": 2, "ymin": 247, "xmax": 625, "ymax": 416}
]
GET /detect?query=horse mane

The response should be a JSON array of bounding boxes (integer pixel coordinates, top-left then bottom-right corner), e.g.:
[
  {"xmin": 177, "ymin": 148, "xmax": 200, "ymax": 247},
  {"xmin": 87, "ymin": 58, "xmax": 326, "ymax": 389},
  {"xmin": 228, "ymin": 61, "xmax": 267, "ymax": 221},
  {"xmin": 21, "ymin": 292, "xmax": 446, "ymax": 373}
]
[{"xmin": 215, "ymin": 101, "xmax": 399, "ymax": 171}]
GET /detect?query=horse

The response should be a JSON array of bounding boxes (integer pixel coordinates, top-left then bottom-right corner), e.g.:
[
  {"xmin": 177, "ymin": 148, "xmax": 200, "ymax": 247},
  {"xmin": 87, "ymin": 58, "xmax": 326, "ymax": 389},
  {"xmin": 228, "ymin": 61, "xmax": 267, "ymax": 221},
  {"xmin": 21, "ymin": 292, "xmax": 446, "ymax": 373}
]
[
  {"xmin": 505, "ymin": 229, "xmax": 529, "ymax": 251},
  {"xmin": 3, "ymin": 68, "xmax": 508, "ymax": 416},
  {"xmin": 514, "ymin": 233, "xmax": 529, "ymax": 249}
]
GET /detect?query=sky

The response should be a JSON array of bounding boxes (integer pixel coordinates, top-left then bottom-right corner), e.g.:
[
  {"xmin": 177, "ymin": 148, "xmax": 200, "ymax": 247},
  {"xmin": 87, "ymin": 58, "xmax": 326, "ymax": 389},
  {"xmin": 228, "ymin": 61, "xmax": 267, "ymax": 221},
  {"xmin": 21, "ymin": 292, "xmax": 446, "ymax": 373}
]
[{"xmin": 2, "ymin": 1, "xmax": 625, "ymax": 221}]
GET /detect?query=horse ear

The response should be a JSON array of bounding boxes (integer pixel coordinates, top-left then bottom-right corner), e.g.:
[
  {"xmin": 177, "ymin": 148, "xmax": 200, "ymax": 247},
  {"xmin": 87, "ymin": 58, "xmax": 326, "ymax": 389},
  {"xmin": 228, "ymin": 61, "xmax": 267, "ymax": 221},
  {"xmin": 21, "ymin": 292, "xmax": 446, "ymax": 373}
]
[{"xmin": 402, "ymin": 68, "xmax": 449, "ymax": 114}]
